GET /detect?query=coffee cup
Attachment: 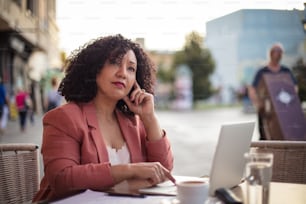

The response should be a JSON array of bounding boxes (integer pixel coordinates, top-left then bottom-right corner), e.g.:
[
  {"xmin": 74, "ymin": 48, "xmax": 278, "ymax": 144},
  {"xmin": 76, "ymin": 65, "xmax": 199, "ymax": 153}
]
[{"xmin": 176, "ymin": 181, "xmax": 209, "ymax": 204}]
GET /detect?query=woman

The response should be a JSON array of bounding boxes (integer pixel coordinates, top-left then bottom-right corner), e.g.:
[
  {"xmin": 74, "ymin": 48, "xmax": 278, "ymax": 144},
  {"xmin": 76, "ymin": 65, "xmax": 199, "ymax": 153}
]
[
  {"xmin": 33, "ymin": 35, "xmax": 174, "ymax": 202},
  {"xmin": 15, "ymin": 87, "xmax": 31, "ymax": 132}
]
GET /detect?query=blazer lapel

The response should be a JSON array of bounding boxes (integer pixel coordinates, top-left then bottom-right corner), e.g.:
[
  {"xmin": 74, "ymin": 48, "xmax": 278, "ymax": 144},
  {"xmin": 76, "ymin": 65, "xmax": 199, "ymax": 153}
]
[
  {"xmin": 83, "ymin": 102, "xmax": 109, "ymax": 163},
  {"xmin": 116, "ymin": 110, "xmax": 142, "ymax": 163},
  {"xmin": 82, "ymin": 103, "xmax": 143, "ymax": 163}
]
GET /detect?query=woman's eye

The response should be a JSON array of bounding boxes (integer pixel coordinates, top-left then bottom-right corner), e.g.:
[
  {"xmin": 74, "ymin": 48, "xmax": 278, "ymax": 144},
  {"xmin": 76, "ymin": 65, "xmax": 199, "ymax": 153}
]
[
  {"xmin": 128, "ymin": 67, "xmax": 136, "ymax": 72},
  {"xmin": 109, "ymin": 60, "xmax": 121, "ymax": 66}
]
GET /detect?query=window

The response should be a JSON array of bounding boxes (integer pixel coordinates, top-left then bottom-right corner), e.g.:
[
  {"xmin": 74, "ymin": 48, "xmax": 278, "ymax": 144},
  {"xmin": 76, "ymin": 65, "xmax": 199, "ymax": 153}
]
[
  {"xmin": 12, "ymin": 0, "xmax": 22, "ymax": 7},
  {"xmin": 26, "ymin": 0, "xmax": 37, "ymax": 16}
]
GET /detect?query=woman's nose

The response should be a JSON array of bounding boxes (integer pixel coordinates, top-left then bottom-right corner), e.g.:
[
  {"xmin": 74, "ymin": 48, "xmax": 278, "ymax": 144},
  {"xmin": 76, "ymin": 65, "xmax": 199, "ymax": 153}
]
[{"xmin": 116, "ymin": 65, "xmax": 127, "ymax": 78}]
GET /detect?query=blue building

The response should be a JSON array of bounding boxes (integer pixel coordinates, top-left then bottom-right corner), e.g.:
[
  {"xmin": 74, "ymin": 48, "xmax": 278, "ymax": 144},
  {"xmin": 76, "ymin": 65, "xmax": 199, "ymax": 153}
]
[{"xmin": 206, "ymin": 8, "xmax": 306, "ymax": 104}]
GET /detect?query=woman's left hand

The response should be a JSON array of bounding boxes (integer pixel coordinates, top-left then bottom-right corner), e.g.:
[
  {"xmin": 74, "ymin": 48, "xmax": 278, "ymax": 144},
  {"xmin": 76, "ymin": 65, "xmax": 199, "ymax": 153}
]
[
  {"xmin": 123, "ymin": 82, "xmax": 154, "ymax": 118},
  {"xmin": 124, "ymin": 82, "xmax": 163, "ymax": 142}
]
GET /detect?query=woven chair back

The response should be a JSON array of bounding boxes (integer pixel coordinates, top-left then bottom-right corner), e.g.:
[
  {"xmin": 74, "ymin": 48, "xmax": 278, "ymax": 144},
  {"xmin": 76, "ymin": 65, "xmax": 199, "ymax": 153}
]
[
  {"xmin": 251, "ymin": 141, "xmax": 306, "ymax": 184},
  {"xmin": 0, "ymin": 144, "xmax": 39, "ymax": 204}
]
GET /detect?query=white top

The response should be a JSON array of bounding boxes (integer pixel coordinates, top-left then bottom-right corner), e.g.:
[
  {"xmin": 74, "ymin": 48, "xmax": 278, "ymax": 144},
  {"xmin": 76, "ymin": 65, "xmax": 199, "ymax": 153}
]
[{"xmin": 106, "ymin": 143, "xmax": 131, "ymax": 165}]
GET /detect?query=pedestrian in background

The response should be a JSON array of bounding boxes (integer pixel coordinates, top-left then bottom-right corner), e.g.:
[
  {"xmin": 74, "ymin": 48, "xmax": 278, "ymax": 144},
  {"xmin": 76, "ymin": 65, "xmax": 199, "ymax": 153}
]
[
  {"xmin": 15, "ymin": 87, "xmax": 31, "ymax": 132},
  {"xmin": 248, "ymin": 43, "xmax": 298, "ymax": 140},
  {"xmin": 0, "ymin": 78, "xmax": 8, "ymax": 133},
  {"xmin": 45, "ymin": 77, "xmax": 62, "ymax": 112},
  {"xmin": 28, "ymin": 82, "xmax": 35, "ymax": 125}
]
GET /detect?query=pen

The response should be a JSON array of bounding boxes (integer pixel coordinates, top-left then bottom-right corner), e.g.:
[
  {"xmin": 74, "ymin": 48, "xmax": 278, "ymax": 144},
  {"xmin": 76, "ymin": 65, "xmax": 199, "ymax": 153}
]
[{"xmin": 107, "ymin": 192, "xmax": 146, "ymax": 198}]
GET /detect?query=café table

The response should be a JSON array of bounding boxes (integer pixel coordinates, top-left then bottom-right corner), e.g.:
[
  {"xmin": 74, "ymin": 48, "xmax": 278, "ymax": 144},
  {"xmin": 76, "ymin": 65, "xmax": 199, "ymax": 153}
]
[
  {"xmin": 231, "ymin": 182, "xmax": 306, "ymax": 204},
  {"xmin": 52, "ymin": 181, "xmax": 306, "ymax": 204}
]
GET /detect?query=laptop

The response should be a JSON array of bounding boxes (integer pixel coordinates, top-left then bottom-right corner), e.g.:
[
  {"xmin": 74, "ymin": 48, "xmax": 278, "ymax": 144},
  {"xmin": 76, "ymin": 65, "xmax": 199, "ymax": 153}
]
[{"xmin": 139, "ymin": 121, "xmax": 255, "ymax": 196}]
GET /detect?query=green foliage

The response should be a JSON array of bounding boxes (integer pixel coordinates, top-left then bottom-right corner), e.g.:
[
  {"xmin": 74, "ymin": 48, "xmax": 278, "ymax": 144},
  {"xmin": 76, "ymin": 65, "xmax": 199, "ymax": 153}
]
[
  {"xmin": 173, "ymin": 51, "xmax": 186, "ymax": 69},
  {"xmin": 156, "ymin": 63, "xmax": 174, "ymax": 83},
  {"xmin": 172, "ymin": 31, "xmax": 215, "ymax": 101},
  {"xmin": 292, "ymin": 58, "xmax": 306, "ymax": 102}
]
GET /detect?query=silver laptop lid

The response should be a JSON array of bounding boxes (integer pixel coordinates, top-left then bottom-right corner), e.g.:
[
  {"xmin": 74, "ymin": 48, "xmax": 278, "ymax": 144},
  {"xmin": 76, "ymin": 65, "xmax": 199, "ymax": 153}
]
[{"xmin": 208, "ymin": 121, "xmax": 255, "ymax": 196}]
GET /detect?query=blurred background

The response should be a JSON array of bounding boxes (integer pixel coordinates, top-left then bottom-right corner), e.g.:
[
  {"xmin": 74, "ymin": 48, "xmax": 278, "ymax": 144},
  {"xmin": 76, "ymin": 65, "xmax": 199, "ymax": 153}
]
[{"xmin": 0, "ymin": 0, "xmax": 305, "ymax": 177}]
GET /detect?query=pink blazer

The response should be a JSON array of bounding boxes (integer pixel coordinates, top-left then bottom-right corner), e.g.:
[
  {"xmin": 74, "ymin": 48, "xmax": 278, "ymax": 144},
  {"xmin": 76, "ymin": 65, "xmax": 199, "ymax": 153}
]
[{"xmin": 33, "ymin": 102, "xmax": 173, "ymax": 202}]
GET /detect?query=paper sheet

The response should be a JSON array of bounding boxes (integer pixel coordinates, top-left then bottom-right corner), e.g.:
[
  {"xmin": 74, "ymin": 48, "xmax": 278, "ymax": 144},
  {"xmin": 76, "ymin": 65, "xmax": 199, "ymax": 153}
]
[{"xmin": 52, "ymin": 189, "xmax": 174, "ymax": 204}]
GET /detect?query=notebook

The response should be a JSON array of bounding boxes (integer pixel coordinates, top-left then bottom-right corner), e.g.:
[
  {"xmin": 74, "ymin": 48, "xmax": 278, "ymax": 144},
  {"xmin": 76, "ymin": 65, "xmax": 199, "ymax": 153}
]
[{"xmin": 139, "ymin": 121, "xmax": 255, "ymax": 196}]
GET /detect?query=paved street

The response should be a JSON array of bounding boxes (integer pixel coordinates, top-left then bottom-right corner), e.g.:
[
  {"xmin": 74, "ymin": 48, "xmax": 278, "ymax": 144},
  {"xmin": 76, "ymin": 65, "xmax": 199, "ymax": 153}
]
[
  {"xmin": 0, "ymin": 107, "xmax": 258, "ymax": 179},
  {"xmin": 157, "ymin": 107, "xmax": 258, "ymax": 177},
  {"xmin": 0, "ymin": 114, "xmax": 45, "ymax": 178},
  {"xmin": 0, "ymin": 116, "xmax": 43, "ymax": 146}
]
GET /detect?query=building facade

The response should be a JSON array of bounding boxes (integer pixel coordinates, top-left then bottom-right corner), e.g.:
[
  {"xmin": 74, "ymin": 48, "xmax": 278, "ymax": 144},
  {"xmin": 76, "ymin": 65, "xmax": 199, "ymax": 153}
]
[
  {"xmin": 206, "ymin": 8, "xmax": 306, "ymax": 104},
  {"xmin": 148, "ymin": 50, "xmax": 175, "ymax": 108},
  {"xmin": 0, "ymin": 0, "xmax": 60, "ymax": 113}
]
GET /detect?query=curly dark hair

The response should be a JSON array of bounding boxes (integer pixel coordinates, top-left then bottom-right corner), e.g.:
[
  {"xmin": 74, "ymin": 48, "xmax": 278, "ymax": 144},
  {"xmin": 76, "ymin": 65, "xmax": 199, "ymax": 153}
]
[{"xmin": 58, "ymin": 34, "xmax": 156, "ymax": 115}]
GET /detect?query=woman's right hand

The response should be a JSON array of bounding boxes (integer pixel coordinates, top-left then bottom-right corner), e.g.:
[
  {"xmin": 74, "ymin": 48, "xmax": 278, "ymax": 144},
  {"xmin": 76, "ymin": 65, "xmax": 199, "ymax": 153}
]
[{"xmin": 128, "ymin": 162, "xmax": 176, "ymax": 186}]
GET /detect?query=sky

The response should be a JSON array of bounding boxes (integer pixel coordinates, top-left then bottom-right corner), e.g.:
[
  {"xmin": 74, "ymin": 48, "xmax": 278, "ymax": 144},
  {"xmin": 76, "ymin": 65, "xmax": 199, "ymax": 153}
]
[{"xmin": 56, "ymin": 0, "xmax": 305, "ymax": 54}]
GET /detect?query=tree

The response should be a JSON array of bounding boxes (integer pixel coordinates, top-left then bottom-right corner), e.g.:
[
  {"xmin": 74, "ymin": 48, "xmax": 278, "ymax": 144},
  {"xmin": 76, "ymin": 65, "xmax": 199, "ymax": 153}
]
[
  {"xmin": 172, "ymin": 31, "xmax": 215, "ymax": 101},
  {"xmin": 292, "ymin": 58, "xmax": 306, "ymax": 102},
  {"xmin": 156, "ymin": 63, "xmax": 174, "ymax": 83}
]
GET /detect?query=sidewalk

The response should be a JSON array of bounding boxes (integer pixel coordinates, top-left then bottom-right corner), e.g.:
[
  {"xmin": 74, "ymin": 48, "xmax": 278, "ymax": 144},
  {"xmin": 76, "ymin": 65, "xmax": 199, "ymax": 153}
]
[
  {"xmin": 0, "ymin": 107, "xmax": 258, "ymax": 178},
  {"xmin": 0, "ymin": 114, "xmax": 44, "ymax": 146},
  {"xmin": 0, "ymin": 114, "xmax": 45, "ymax": 178}
]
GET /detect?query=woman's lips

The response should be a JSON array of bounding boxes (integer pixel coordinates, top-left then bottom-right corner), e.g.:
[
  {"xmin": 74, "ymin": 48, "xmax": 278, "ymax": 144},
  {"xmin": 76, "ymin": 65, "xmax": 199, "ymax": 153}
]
[{"xmin": 112, "ymin": 82, "xmax": 126, "ymax": 89}]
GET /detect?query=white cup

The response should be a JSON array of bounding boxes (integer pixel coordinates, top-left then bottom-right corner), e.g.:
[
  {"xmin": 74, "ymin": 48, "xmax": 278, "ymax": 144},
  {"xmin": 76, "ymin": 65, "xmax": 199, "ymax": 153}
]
[{"xmin": 176, "ymin": 181, "xmax": 209, "ymax": 204}]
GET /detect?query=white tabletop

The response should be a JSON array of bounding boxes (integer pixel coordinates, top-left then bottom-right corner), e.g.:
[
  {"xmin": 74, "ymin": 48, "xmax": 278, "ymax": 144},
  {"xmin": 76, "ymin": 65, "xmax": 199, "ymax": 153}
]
[
  {"xmin": 52, "ymin": 190, "xmax": 177, "ymax": 204},
  {"xmin": 52, "ymin": 181, "xmax": 306, "ymax": 204}
]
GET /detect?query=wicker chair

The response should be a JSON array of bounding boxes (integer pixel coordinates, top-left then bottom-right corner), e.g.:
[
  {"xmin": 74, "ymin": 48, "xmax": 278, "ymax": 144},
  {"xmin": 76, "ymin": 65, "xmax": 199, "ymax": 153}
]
[
  {"xmin": 0, "ymin": 143, "xmax": 40, "ymax": 204},
  {"xmin": 250, "ymin": 141, "xmax": 306, "ymax": 184}
]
